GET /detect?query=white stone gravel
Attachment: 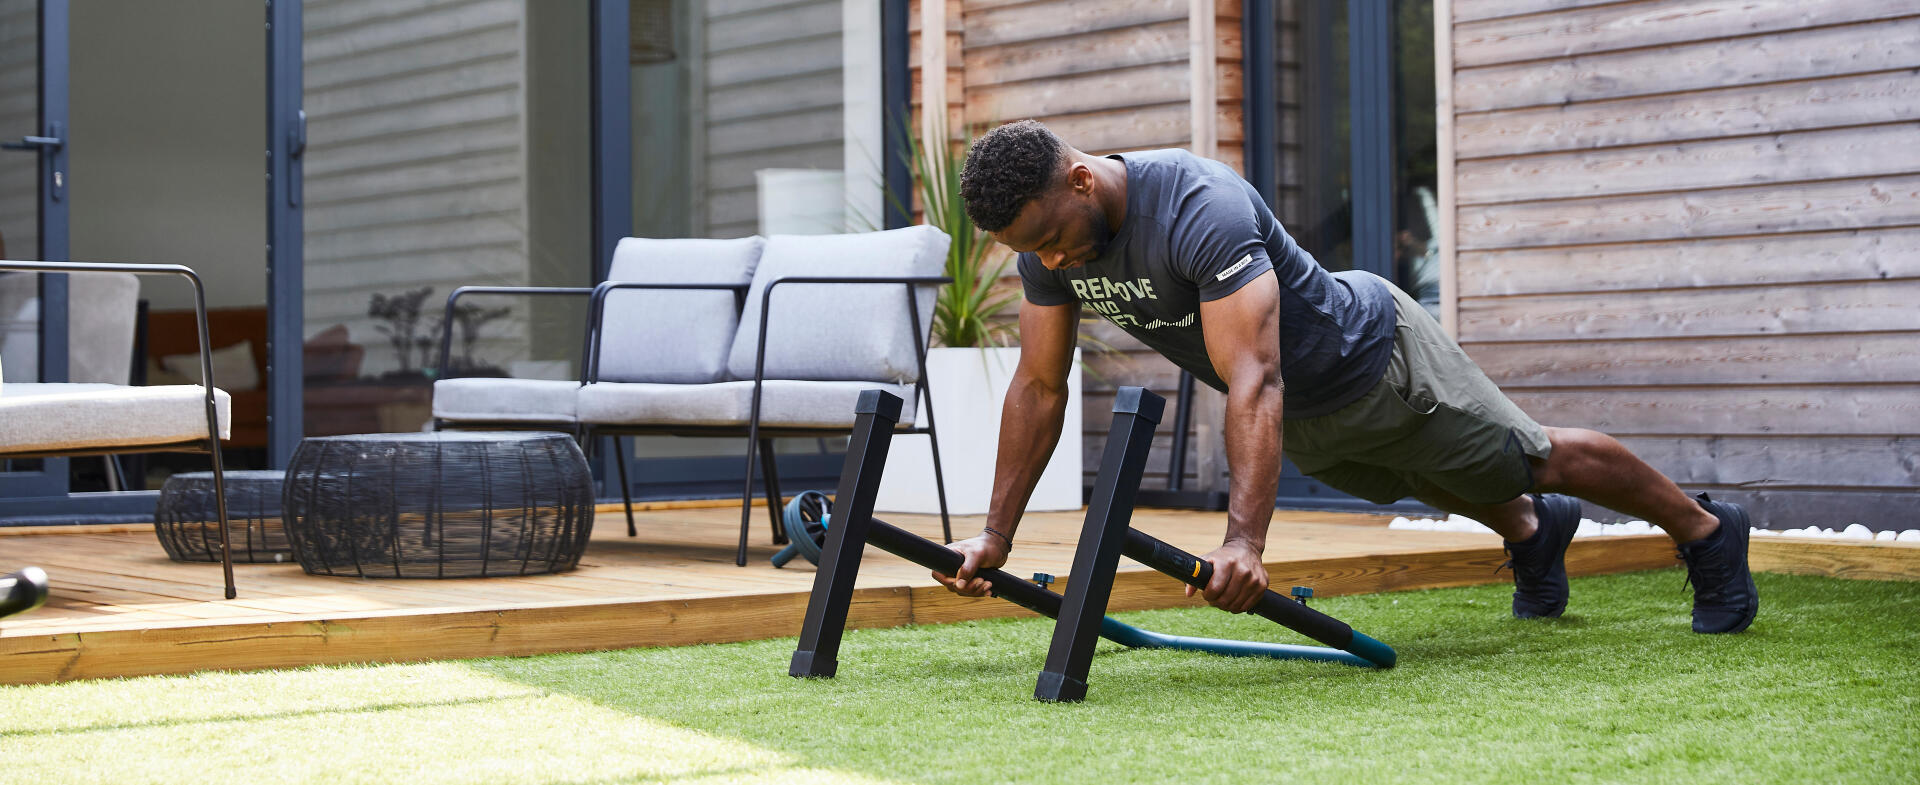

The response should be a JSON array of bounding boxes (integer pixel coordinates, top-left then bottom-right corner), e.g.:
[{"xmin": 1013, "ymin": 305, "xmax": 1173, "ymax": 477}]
[{"xmin": 1385, "ymin": 514, "xmax": 1919, "ymax": 542}]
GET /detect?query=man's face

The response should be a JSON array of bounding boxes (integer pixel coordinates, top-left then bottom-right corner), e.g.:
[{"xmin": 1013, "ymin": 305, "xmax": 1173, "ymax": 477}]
[{"xmin": 988, "ymin": 174, "xmax": 1113, "ymax": 271}]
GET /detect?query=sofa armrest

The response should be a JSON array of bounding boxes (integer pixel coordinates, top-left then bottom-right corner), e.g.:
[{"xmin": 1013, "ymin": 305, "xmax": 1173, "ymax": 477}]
[
  {"xmin": 435, "ymin": 285, "xmax": 593, "ymax": 381},
  {"xmin": 584, "ymin": 280, "xmax": 750, "ymax": 384}
]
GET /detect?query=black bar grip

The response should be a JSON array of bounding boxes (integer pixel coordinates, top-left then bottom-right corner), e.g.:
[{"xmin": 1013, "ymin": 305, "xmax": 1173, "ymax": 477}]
[
  {"xmin": 867, "ymin": 518, "xmax": 1064, "ymax": 619},
  {"xmin": 1121, "ymin": 530, "xmax": 1354, "ymax": 650}
]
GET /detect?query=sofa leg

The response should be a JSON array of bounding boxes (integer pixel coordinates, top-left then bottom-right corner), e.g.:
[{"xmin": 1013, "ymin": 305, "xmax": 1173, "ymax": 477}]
[
  {"xmin": 760, "ymin": 439, "xmax": 786, "ymax": 545},
  {"xmin": 613, "ymin": 436, "xmax": 636, "ymax": 537},
  {"xmin": 736, "ymin": 429, "xmax": 761, "ymax": 567}
]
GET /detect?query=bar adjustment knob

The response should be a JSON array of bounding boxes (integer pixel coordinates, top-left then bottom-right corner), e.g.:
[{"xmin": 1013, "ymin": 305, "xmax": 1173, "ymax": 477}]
[{"xmin": 1290, "ymin": 586, "xmax": 1314, "ymax": 605}]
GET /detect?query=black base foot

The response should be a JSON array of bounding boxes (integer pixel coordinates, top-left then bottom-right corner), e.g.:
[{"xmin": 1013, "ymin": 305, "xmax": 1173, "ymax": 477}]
[
  {"xmin": 1034, "ymin": 670, "xmax": 1087, "ymax": 702},
  {"xmin": 790, "ymin": 650, "xmax": 837, "ymax": 678}
]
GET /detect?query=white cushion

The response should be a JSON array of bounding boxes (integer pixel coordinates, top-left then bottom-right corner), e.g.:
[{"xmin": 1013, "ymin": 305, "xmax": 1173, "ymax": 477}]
[
  {"xmin": 599, "ymin": 236, "xmax": 764, "ymax": 383},
  {"xmin": 725, "ymin": 226, "xmax": 948, "ymax": 384},
  {"xmin": 159, "ymin": 340, "xmax": 260, "ymax": 392},
  {"xmin": 577, "ymin": 380, "xmax": 917, "ymax": 430},
  {"xmin": 0, "ymin": 384, "xmax": 232, "ymax": 453},
  {"xmin": 432, "ymin": 378, "xmax": 579, "ymax": 424}
]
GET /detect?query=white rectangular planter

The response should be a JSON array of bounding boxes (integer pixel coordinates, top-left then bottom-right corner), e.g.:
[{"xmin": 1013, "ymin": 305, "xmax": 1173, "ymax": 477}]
[{"xmin": 873, "ymin": 346, "xmax": 1083, "ymax": 515}]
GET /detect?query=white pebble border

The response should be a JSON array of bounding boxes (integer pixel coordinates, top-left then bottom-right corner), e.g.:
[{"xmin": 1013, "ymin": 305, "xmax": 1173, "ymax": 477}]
[{"xmin": 1386, "ymin": 514, "xmax": 1920, "ymax": 543}]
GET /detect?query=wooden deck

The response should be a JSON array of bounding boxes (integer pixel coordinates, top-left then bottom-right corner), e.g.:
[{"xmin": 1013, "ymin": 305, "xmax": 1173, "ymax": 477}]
[{"xmin": 1, "ymin": 501, "xmax": 1909, "ymax": 685}]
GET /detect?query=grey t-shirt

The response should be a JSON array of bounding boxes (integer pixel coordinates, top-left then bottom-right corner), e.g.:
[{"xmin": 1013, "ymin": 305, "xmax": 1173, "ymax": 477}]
[{"xmin": 1018, "ymin": 149, "xmax": 1395, "ymax": 419}]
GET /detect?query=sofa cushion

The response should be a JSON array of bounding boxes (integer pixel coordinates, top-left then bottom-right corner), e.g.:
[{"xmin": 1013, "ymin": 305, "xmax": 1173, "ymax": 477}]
[
  {"xmin": 577, "ymin": 380, "xmax": 917, "ymax": 430},
  {"xmin": 725, "ymin": 226, "xmax": 949, "ymax": 384},
  {"xmin": 0, "ymin": 384, "xmax": 232, "ymax": 453},
  {"xmin": 599, "ymin": 236, "xmax": 764, "ymax": 384},
  {"xmin": 432, "ymin": 378, "xmax": 579, "ymax": 424}
]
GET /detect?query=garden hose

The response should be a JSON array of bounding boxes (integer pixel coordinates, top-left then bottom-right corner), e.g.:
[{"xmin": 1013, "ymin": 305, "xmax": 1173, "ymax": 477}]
[{"xmin": 771, "ymin": 491, "xmax": 833, "ymax": 568}]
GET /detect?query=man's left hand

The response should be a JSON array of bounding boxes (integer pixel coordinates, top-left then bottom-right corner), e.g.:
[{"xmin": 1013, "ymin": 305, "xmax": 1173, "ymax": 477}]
[{"xmin": 1186, "ymin": 539, "xmax": 1268, "ymax": 613}]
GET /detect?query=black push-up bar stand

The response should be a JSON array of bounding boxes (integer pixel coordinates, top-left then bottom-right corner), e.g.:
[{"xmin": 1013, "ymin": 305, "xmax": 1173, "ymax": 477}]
[{"xmin": 789, "ymin": 387, "xmax": 1396, "ymax": 702}]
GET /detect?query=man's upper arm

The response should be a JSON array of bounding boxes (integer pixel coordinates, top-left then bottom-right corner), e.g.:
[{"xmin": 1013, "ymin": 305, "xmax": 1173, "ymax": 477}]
[
  {"xmin": 1016, "ymin": 299, "xmax": 1079, "ymax": 396},
  {"xmin": 1200, "ymin": 271, "xmax": 1281, "ymax": 388}
]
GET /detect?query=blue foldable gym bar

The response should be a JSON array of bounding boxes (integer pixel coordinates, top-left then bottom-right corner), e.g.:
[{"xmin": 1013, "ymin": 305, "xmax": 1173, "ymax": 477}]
[{"xmin": 789, "ymin": 387, "xmax": 1395, "ymax": 703}]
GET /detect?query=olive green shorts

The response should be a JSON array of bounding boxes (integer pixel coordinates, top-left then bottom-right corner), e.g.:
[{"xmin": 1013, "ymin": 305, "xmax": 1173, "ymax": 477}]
[{"xmin": 1284, "ymin": 282, "xmax": 1553, "ymax": 506}]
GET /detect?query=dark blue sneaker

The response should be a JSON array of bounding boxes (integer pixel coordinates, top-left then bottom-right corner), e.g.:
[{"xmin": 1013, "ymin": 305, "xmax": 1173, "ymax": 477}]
[
  {"xmin": 1678, "ymin": 494, "xmax": 1759, "ymax": 634},
  {"xmin": 1502, "ymin": 494, "xmax": 1582, "ymax": 618}
]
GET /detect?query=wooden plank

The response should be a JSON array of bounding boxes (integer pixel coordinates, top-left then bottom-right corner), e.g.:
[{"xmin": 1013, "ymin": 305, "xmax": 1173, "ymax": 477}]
[
  {"xmin": 1452, "ymin": 0, "xmax": 1626, "ymax": 24},
  {"xmin": 1457, "ymin": 279, "xmax": 1920, "ymax": 341},
  {"xmin": 1437, "ymin": 0, "xmax": 1460, "ymax": 335},
  {"xmin": 305, "ymin": 54, "xmax": 520, "ymax": 118},
  {"xmin": 1506, "ymin": 385, "xmax": 1920, "ymax": 436},
  {"xmin": 1457, "ymin": 123, "xmax": 1920, "ymax": 206},
  {"xmin": 963, "ymin": 0, "xmax": 1186, "ymax": 49},
  {"xmin": 705, "ymin": 106, "xmax": 844, "ymax": 157},
  {"xmin": 969, "ymin": 61, "xmax": 1189, "ymax": 120},
  {"xmin": 1009, "ymin": 103, "xmax": 1192, "ymax": 154},
  {"xmin": 1612, "ymin": 435, "xmax": 1920, "ymax": 490},
  {"xmin": 1467, "ymin": 332, "xmax": 1920, "ymax": 387},
  {"xmin": 705, "ymin": 0, "xmax": 840, "ymax": 54},
  {"xmin": 305, "ymin": 25, "xmax": 521, "ymax": 92},
  {"xmin": 304, "ymin": 0, "xmax": 519, "ymax": 65},
  {"xmin": 1456, "ymin": 70, "xmax": 1920, "ymax": 159},
  {"xmin": 1750, "ymin": 539, "xmax": 1920, "ymax": 582},
  {"xmin": 963, "ymin": 19, "xmax": 1186, "ymax": 86},
  {"xmin": 1457, "ymin": 174, "xmax": 1920, "ymax": 251},
  {"xmin": 1453, "ymin": 16, "xmax": 1920, "ymax": 113},
  {"xmin": 1454, "ymin": 0, "xmax": 1917, "ymax": 68},
  {"xmin": 1697, "ymin": 488, "xmax": 1918, "ymax": 530},
  {"xmin": 704, "ymin": 35, "xmax": 840, "ymax": 88},
  {"xmin": 1456, "ymin": 227, "xmax": 1920, "ymax": 297},
  {"xmin": 705, "ymin": 72, "xmax": 844, "ymax": 124}
]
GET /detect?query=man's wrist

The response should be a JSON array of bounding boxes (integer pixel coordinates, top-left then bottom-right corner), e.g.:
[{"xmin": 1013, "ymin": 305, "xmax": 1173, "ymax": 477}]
[
  {"xmin": 982, "ymin": 526, "xmax": 1013, "ymax": 548},
  {"xmin": 1223, "ymin": 535, "xmax": 1264, "ymax": 554}
]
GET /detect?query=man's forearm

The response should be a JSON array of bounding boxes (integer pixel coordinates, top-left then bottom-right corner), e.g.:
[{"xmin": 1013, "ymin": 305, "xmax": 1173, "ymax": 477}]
[
  {"xmin": 983, "ymin": 374, "xmax": 1069, "ymax": 540},
  {"xmin": 1222, "ymin": 379, "xmax": 1283, "ymax": 553}
]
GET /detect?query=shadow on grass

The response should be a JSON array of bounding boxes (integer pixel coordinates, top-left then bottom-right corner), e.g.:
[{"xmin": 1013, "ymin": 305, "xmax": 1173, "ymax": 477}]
[{"xmin": 0, "ymin": 693, "xmax": 539, "ymax": 740}]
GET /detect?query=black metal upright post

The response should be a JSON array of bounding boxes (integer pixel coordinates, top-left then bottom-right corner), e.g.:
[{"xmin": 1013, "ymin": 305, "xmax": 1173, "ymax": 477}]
[
  {"xmin": 1035, "ymin": 386, "xmax": 1165, "ymax": 702},
  {"xmin": 789, "ymin": 390, "xmax": 902, "ymax": 679}
]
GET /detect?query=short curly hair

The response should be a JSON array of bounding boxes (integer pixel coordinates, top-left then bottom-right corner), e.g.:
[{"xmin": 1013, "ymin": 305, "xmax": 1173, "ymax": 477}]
[{"xmin": 960, "ymin": 120, "xmax": 1068, "ymax": 232}]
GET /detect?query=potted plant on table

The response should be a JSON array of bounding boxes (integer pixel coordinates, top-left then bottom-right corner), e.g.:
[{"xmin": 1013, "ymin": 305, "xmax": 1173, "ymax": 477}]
[{"xmin": 872, "ymin": 122, "xmax": 1085, "ymax": 516}]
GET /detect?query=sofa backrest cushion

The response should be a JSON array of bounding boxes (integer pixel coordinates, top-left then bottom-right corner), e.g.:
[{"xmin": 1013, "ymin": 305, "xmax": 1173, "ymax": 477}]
[
  {"xmin": 726, "ymin": 225, "xmax": 950, "ymax": 383},
  {"xmin": 599, "ymin": 236, "xmax": 764, "ymax": 383}
]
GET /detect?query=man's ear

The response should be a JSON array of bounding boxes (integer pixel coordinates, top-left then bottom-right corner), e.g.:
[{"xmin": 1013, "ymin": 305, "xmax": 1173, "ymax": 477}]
[{"xmin": 1065, "ymin": 160, "xmax": 1094, "ymax": 195}]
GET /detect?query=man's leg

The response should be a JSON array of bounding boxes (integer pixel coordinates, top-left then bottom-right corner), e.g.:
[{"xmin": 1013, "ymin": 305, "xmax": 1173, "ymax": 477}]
[{"xmin": 1529, "ymin": 427, "xmax": 1718, "ymax": 545}]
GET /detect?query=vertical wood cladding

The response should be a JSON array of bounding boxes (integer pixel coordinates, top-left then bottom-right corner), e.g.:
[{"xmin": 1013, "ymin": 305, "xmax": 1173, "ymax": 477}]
[{"xmin": 1446, "ymin": 0, "xmax": 1920, "ymax": 527}]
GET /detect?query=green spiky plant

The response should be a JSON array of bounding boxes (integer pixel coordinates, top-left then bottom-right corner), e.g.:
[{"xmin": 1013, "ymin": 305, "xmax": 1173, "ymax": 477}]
[{"xmin": 905, "ymin": 122, "xmax": 1020, "ymax": 348}]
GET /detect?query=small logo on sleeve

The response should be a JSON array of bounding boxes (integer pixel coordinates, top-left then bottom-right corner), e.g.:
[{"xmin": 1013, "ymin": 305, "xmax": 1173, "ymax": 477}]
[{"xmin": 1216, "ymin": 253, "xmax": 1254, "ymax": 281}]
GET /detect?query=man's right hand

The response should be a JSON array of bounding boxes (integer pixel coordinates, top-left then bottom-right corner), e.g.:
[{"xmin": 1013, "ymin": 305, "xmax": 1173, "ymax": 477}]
[{"xmin": 932, "ymin": 533, "xmax": 1010, "ymax": 597}]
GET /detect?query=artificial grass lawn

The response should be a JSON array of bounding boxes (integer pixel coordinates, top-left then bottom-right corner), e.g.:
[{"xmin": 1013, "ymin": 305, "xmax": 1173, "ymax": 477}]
[{"xmin": 3, "ymin": 570, "xmax": 1915, "ymax": 785}]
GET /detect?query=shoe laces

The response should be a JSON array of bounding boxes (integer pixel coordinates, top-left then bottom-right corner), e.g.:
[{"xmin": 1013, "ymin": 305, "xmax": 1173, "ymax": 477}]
[{"xmin": 1677, "ymin": 543, "xmax": 1735, "ymax": 602}]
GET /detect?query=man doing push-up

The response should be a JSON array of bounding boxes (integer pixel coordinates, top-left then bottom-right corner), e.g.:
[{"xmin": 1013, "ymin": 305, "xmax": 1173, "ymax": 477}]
[{"xmin": 932, "ymin": 120, "xmax": 1757, "ymax": 634}]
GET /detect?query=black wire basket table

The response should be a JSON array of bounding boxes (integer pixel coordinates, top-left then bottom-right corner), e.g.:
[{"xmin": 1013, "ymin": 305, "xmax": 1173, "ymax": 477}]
[
  {"xmin": 155, "ymin": 470, "xmax": 292, "ymax": 563},
  {"xmin": 282, "ymin": 432, "xmax": 594, "ymax": 578}
]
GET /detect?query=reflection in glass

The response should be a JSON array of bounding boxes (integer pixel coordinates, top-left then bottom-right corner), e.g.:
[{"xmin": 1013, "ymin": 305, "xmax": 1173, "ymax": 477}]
[
  {"xmin": 1393, "ymin": 0, "xmax": 1440, "ymax": 317},
  {"xmin": 300, "ymin": 0, "xmax": 591, "ymax": 437}
]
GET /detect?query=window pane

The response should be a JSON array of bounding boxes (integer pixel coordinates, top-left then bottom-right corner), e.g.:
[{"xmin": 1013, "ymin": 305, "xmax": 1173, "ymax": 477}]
[
  {"xmin": 1393, "ymin": 0, "xmax": 1440, "ymax": 317},
  {"xmin": 301, "ymin": 0, "xmax": 592, "ymax": 438},
  {"xmin": 1279, "ymin": 0, "xmax": 1353, "ymax": 272}
]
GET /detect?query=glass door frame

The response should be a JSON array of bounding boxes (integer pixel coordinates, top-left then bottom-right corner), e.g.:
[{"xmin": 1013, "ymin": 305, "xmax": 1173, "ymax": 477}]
[
  {"xmin": 1237, "ymin": 0, "xmax": 1433, "ymax": 514},
  {"xmin": 0, "ymin": 0, "xmax": 74, "ymax": 511}
]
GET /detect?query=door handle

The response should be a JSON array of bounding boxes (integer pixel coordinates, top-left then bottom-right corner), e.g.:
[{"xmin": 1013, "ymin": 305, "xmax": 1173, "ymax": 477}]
[{"xmin": 0, "ymin": 135, "xmax": 62, "ymax": 151}]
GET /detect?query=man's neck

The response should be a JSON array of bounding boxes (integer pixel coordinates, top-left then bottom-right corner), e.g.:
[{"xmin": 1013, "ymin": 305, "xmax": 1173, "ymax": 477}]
[{"xmin": 1075, "ymin": 151, "xmax": 1129, "ymax": 233}]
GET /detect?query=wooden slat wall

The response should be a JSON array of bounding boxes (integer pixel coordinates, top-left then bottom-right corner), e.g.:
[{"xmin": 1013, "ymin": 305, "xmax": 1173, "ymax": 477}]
[
  {"xmin": 302, "ymin": 0, "xmax": 528, "ymax": 373},
  {"xmin": 0, "ymin": 1, "xmax": 37, "ymax": 264},
  {"xmin": 939, "ymin": 0, "xmax": 1244, "ymax": 489},
  {"xmin": 700, "ymin": 0, "xmax": 845, "ymax": 238},
  {"xmin": 1447, "ymin": 0, "xmax": 1920, "ymax": 528}
]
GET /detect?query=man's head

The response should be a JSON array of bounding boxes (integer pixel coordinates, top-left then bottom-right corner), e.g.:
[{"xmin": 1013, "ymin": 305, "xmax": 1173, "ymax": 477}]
[{"xmin": 960, "ymin": 120, "xmax": 1115, "ymax": 271}]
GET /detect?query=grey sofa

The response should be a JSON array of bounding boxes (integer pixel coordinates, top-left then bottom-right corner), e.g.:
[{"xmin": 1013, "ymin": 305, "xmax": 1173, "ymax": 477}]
[{"xmin": 431, "ymin": 225, "xmax": 955, "ymax": 565}]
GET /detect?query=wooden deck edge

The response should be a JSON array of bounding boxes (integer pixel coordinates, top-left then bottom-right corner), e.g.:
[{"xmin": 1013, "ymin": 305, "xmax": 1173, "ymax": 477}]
[
  {"xmin": 1750, "ymin": 538, "xmax": 1920, "ymax": 582},
  {"xmin": 0, "ymin": 536, "xmax": 1675, "ymax": 686}
]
